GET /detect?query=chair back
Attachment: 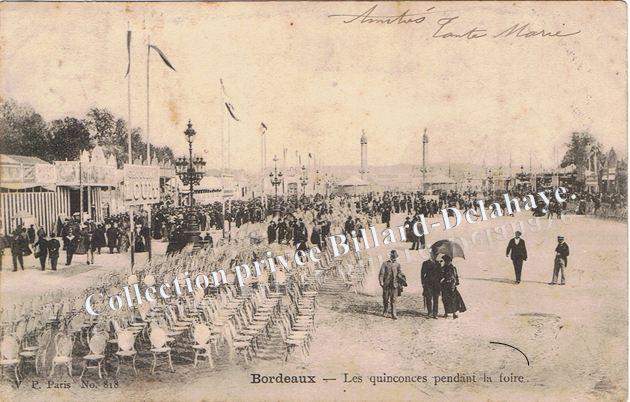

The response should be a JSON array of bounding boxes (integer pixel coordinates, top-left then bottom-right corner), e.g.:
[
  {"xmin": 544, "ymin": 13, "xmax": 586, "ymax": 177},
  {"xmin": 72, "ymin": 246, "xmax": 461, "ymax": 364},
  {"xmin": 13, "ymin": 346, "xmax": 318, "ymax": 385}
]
[
  {"xmin": 144, "ymin": 274, "xmax": 156, "ymax": 287},
  {"xmin": 117, "ymin": 330, "xmax": 135, "ymax": 352},
  {"xmin": 127, "ymin": 274, "xmax": 138, "ymax": 286},
  {"xmin": 54, "ymin": 333, "xmax": 73, "ymax": 358},
  {"xmin": 14, "ymin": 319, "xmax": 27, "ymax": 342},
  {"xmin": 192, "ymin": 323, "xmax": 211, "ymax": 346},
  {"xmin": 0, "ymin": 335, "xmax": 19, "ymax": 360},
  {"xmin": 149, "ymin": 327, "xmax": 168, "ymax": 349},
  {"xmin": 88, "ymin": 333, "xmax": 108, "ymax": 355},
  {"xmin": 38, "ymin": 329, "xmax": 52, "ymax": 349}
]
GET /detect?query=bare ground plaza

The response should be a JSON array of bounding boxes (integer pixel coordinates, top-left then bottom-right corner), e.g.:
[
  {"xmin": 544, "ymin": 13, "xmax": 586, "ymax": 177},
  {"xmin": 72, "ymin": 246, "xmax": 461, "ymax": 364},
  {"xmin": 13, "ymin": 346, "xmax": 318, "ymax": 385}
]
[{"xmin": 0, "ymin": 212, "xmax": 625, "ymax": 401}]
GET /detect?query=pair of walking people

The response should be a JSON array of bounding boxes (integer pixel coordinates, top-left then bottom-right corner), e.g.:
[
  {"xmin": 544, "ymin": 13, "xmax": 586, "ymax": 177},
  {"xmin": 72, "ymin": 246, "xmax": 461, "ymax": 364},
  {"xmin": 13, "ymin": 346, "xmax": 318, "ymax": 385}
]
[
  {"xmin": 505, "ymin": 231, "xmax": 570, "ymax": 285},
  {"xmin": 380, "ymin": 249, "xmax": 465, "ymax": 320},
  {"xmin": 420, "ymin": 251, "xmax": 466, "ymax": 319}
]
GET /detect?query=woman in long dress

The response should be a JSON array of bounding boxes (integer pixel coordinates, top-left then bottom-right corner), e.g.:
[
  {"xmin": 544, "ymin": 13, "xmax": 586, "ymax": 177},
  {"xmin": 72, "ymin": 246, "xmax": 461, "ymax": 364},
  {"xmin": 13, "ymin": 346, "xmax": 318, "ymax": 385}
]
[
  {"xmin": 440, "ymin": 254, "xmax": 466, "ymax": 319},
  {"xmin": 119, "ymin": 227, "xmax": 130, "ymax": 253}
]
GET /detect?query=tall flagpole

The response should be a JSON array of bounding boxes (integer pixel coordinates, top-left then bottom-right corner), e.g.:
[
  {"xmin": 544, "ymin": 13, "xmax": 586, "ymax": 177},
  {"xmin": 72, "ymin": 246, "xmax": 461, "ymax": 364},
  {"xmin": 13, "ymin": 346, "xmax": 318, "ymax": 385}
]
[
  {"xmin": 127, "ymin": 23, "xmax": 132, "ymax": 166},
  {"xmin": 220, "ymin": 80, "xmax": 224, "ymax": 174},
  {"xmin": 146, "ymin": 34, "xmax": 151, "ymax": 165},
  {"xmin": 129, "ymin": 24, "xmax": 136, "ymax": 271},
  {"xmin": 227, "ymin": 103, "xmax": 231, "ymax": 172},
  {"xmin": 262, "ymin": 126, "xmax": 267, "ymax": 196}
]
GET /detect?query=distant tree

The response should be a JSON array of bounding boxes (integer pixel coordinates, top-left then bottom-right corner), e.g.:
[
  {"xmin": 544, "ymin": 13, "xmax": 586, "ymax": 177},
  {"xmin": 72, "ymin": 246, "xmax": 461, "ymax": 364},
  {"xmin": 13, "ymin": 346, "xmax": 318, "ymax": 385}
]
[
  {"xmin": 561, "ymin": 131, "xmax": 604, "ymax": 184},
  {"xmin": 561, "ymin": 132, "xmax": 603, "ymax": 168},
  {"xmin": 47, "ymin": 117, "xmax": 93, "ymax": 161},
  {"xmin": 84, "ymin": 107, "xmax": 175, "ymax": 166},
  {"xmin": 0, "ymin": 100, "xmax": 49, "ymax": 160},
  {"xmin": 0, "ymin": 100, "xmax": 177, "ymax": 165}
]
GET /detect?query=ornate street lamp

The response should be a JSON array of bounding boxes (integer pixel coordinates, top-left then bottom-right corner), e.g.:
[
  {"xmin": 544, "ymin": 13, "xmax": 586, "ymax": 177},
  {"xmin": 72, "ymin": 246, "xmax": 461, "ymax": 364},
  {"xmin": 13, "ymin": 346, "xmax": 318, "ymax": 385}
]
[
  {"xmin": 299, "ymin": 165, "xmax": 309, "ymax": 195},
  {"xmin": 174, "ymin": 120, "xmax": 206, "ymax": 242},
  {"xmin": 487, "ymin": 169, "xmax": 494, "ymax": 194},
  {"xmin": 269, "ymin": 155, "xmax": 283, "ymax": 198}
]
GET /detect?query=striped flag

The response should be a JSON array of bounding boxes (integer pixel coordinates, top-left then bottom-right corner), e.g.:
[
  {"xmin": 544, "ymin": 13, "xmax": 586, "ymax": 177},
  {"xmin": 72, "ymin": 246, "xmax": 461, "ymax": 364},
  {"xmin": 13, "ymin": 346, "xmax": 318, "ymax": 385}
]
[{"xmin": 148, "ymin": 44, "xmax": 176, "ymax": 71}]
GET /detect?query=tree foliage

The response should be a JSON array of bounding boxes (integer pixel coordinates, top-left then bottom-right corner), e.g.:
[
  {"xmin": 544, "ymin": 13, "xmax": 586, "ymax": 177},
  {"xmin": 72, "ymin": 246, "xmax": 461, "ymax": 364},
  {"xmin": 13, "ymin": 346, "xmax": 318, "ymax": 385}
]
[
  {"xmin": 560, "ymin": 131, "xmax": 603, "ymax": 170},
  {"xmin": 0, "ymin": 99, "xmax": 175, "ymax": 167},
  {"xmin": 0, "ymin": 100, "xmax": 49, "ymax": 159}
]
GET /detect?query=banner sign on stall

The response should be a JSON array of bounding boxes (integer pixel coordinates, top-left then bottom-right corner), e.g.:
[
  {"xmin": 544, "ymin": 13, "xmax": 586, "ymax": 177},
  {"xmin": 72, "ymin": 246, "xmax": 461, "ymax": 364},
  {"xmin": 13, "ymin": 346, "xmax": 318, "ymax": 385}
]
[{"xmin": 123, "ymin": 164, "xmax": 161, "ymax": 205}]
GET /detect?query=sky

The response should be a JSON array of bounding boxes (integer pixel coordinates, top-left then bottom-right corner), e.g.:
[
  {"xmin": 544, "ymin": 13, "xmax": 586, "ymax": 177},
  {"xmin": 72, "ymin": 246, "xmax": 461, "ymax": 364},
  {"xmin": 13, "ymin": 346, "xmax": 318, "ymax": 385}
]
[{"xmin": 1, "ymin": 2, "xmax": 626, "ymax": 172}]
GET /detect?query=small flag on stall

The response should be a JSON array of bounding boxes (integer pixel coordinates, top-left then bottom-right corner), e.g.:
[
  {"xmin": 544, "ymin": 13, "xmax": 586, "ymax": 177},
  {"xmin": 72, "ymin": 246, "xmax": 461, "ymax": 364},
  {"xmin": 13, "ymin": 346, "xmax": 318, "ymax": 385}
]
[
  {"xmin": 260, "ymin": 122, "xmax": 268, "ymax": 135},
  {"xmin": 148, "ymin": 44, "xmax": 176, "ymax": 71}
]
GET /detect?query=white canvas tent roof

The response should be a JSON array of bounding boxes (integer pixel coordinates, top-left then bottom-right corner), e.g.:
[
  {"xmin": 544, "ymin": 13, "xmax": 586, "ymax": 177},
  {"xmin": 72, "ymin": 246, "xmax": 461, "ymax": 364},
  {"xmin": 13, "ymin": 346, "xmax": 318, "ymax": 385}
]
[{"xmin": 338, "ymin": 176, "xmax": 370, "ymax": 187}]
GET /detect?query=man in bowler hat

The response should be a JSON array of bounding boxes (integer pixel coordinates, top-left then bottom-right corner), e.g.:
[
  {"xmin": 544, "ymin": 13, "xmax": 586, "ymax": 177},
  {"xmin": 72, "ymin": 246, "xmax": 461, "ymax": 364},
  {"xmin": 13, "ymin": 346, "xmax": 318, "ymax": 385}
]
[
  {"xmin": 550, "ymin": 235, "xmax": 570, "ymax": 285},
  {"xmin": 506, "ymin": 230, "xmax": 528, "ymax": 284},
  {"xmin": 379, "ymin": 250, "xmax": 401, "ymax": 319}
]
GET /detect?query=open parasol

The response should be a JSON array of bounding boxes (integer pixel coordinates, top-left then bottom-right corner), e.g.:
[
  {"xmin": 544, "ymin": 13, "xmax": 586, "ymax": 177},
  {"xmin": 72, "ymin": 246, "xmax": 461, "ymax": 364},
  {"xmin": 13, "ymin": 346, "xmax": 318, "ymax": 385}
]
[{"xmin": 430, "ymin": 239, "xmax": 465, "ymax": 259}]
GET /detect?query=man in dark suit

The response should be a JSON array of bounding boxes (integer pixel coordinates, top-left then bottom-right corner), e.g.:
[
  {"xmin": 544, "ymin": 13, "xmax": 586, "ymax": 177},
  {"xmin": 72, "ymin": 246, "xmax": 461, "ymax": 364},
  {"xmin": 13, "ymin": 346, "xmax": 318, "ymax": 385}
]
[
  {"xmin": 343, "ymin": 216, "xmax": 354, "ymax": 237},
  {"xmin": 506, "ymin": 230, "xmax": 528, "ymax": 284},
  {"xmin": 550, "ymin": 235, "xmax": 570, "ymax": 285},
  {"xmin": 379, "ymin": 250, "xmax": 401, "ymax": 319},
  {"xmin": 34, "ymin": 232, "xmax": 49, "ymax": 270},
  {"xmin": 421, "ymin": 250, "xmax": 443, "ymax": 318},
  {"xmin": 267, "ymin": 221, "xmax": 277, "ymax": 244},
  {"xmin": 10, "ymin": 232, "xmax": 25, "ymax": 271},
  {"xmin": 381, "ymin": 204, "xmax": 392, "ymax": 228},
  {"xmin": 106, "ymin": 223, "xmax": 119, "ymax": 254},
  {"xmin": 64, "ymin": 228, "xmax": 79, "ymax": 265},
  {"xmin": 47, "ymin": 234, "xmax": 60, "ymax": 271}
]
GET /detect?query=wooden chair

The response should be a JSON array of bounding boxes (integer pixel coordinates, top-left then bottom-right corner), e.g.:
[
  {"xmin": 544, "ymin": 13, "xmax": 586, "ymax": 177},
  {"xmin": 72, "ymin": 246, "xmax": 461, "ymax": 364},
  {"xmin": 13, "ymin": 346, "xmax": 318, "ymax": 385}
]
[
  {"xmin": 0, "ymin": 335, "xmax": 21, "ymax": 385},
  {"xmin": 19, "ymin": 328, "xmax": 51, "ymax": 376},
  {"xmin": 191, "ymin": 323, "xmax": 214, "ymax": 368},
  {"xmin": 81, "ymin": 332, "xmax": 108, "ymax": 379},
  {"xmin": 149, "ymin": 327, "xmax": 174, "ymax": 374},
  {"xmin": 49, "ymin": 333, "xmax": 73, "ymax": 378},
  {"xmin": 114, "ymin": 330, "xmax": 137, "ymax": 376}
]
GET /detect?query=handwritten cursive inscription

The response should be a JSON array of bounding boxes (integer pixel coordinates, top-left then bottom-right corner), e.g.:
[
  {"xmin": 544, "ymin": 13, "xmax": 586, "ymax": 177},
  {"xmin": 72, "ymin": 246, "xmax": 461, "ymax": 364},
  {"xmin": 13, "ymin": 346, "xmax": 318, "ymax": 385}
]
[
  {"xmin": 329, "ymin": 5, "xmax": 582, "ymax": 41},
  {"xmin": 328, "ymin": 5, "xmax": 430, "ymax": 25},
  {"xmin": 494, "ymin": 23, "xmax": 581, "ymax": 38},
  {"xmin": 433, "ymin": 16, "xmax": 487, "ymax": 39}
]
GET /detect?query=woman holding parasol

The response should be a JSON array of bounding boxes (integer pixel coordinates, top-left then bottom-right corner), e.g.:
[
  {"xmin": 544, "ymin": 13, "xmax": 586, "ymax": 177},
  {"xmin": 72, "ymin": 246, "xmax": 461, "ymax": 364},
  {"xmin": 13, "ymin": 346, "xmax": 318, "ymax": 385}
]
[{"xmin": 431, "ymin": 240, "xmax": 467, "ymax": 319}]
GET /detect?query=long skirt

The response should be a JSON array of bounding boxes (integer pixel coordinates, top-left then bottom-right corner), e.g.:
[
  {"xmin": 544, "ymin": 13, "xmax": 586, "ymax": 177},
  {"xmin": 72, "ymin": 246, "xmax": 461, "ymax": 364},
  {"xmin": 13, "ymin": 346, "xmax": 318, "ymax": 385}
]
[{"xmin": 442, "ymin": 286, "xmax": 467, "ymax": 314}]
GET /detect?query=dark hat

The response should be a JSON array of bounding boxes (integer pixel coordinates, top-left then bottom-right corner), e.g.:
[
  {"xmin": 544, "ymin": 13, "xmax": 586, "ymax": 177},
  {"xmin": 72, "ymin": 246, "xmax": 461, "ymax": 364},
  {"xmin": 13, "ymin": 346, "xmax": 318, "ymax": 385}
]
[
  {"xmin": 390, "ymin": 250, "xmax": 399, "ymax": 259},
  {"xmin": 442, "ymin": 255, "xmax": 453, "ymax": 262},
  {"xmin": 515, "ymin": 231, "xmax": 522, "ymax": 236},
  {"xmin": 558, "ymin": 236, "xmax": 564, "ymax": 240}
]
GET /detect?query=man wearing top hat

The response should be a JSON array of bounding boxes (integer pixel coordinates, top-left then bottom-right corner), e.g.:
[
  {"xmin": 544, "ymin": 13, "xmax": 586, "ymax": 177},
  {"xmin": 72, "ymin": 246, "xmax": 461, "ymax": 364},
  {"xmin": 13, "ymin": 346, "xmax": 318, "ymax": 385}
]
[
  {"xmin": 550, "ymin": 235, "xmax": 570, "ymax": 285},
  {"xmin": 379, "ymin": 250, "xmax": 402, "ymax": 319},
  {"xmin": 506, "ymin": 230, "xmax": 528, "ymax": 284}
]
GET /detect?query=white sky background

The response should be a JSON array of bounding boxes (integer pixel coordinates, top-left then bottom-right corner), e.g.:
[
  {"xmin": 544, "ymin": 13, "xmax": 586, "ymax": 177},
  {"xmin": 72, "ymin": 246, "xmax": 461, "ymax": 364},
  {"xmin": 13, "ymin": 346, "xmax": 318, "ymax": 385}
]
[{"xmin": 1, "ymin": 2, "xmax": 626, "ymax": 171}]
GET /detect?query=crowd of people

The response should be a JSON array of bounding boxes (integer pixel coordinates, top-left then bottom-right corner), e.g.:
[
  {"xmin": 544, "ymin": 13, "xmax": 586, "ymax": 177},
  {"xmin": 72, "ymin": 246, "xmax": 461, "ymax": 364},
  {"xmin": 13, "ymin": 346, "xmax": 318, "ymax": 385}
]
[{"xmin": 0, "ymin": 184, "xmax": 619, "ymax": 274}]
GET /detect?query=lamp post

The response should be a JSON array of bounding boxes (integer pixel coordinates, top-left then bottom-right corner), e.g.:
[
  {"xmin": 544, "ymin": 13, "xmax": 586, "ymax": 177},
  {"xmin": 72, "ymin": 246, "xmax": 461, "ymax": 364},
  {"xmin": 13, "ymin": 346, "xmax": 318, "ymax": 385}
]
[
  {"xmin": 174, "ymin": 120, "xmax": 206, "ymax": 243},
  {"xmin": 299, "ymin": 165, "xmax": 309, "ymax": 195},
  {"xmin": 314, "ymin": 170, "xmax": 322, "ymax": 196},
  {"xmin": 269, "ymin": 154, "xmax": 283, "ymax": 198},
  {"xmin": 487, "ymin": 169, "xmax": 494, "ymax": 194}
]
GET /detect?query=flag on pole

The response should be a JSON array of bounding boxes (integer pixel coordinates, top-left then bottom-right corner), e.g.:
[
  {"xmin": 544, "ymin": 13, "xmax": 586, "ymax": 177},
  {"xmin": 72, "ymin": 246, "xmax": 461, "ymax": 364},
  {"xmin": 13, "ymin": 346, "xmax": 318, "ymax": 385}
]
[
  {"xmin": 220, "ymin": 78, "xmax": 240, "ymax": 121},
  {"xmin": 148, "ymin": 44, "xmax": 176, "ymax": 71},
  {"xmin": 124, "ymin": 30, "xmax": 132, "ymax": 77},
  {"xmin": 308, "ymin": 153, "xmax": 313, "ymax": 159},
  {"xmin": 260, "ymin": 122, "xmax": 268, "ymax": 135}
]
